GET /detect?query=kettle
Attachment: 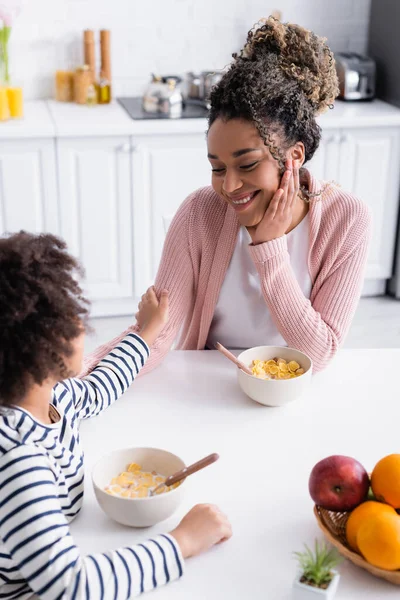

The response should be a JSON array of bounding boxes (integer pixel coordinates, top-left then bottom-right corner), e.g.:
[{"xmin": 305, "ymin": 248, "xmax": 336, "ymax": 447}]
[{"xmin": 142, "ymin": 74, "xmax": 183, "ymax": 117}]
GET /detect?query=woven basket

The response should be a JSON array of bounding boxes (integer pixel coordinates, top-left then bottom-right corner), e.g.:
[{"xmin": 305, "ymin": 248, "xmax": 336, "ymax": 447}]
[{"xmin": 314, "ymin": 505, "xmax": 400, "ymax": 585}]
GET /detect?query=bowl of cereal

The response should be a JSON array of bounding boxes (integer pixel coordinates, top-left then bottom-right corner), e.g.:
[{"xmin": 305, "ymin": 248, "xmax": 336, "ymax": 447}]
[
  {"xmin": 237, "ymin": 345, "xmax": 312, "ymax": 407},
  {"xmin": 92, "ymin": 447, "xmax": 186, "ymax": 527}
]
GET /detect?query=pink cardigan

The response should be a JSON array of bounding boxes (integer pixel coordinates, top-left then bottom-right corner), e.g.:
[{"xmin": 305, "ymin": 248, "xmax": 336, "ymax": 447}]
[{"xmin": 82, "ymin": 170, "xmax": 371, "ymax": 375}]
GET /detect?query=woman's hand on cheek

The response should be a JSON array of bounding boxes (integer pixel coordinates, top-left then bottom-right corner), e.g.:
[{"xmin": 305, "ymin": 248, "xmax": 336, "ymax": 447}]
[{"xmin": 251, "ymin": 159, "xmax": 299, "ymax": 245}]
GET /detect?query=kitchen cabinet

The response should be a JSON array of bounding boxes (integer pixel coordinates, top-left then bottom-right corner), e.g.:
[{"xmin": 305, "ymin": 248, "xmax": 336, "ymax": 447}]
[
  {"xmin": 56, "ymin": 136, "xmax": 134, "ymax": 317},
  {"xmin": 1, "ymin": 100, "xmax": 400, "ymax": 316},
  {"xmin": 308, "ymin": 127, "xmax": 400, "ymax": 294},
  {"xmin": 0, "ymin": 138, "xmax": 59, "ymax": 235},
  {"xmin": 130, "ymin": 133, "xmax": 210, "ymax": 293},
  {"xmin": 339, "ymin": 128, "xmax": 399, "ymax": 289}
]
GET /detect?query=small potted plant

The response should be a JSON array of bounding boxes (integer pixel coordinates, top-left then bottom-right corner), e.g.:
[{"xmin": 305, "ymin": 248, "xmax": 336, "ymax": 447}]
[{"xmin": 292, "ymin": 539, "xmax": 342, "ymax": 599}]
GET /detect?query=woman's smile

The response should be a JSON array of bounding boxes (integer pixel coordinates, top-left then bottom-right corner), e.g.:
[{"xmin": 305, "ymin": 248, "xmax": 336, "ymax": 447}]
[{"xmin": 224, "ymin": 190, "xmax": 261, "ymax": 212}]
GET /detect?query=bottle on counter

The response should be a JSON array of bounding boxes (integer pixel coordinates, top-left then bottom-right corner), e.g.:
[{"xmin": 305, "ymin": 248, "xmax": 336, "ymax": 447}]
[
  {"xmin": 7, "ymin": 86, "xmax": 23, "ymax": 118},
  {"xmin": 99, "ymin": 29, "xmax": 112, "ymax": 103},
  {"xmin": 97, "ymin": 70, "xmax": 111, "ymax": 104},
  {"xmin": 55, "ymin": 70, "xmax": 74, "ymax": 102},
  {"xmin": 83, "ymin": 30, "xmax": 96, "ymax": 85},
  {"xmin": 86, "ymin": 82, "xmax": 97, "ymax": 106},
  {"xmin": 73, "ymin": 65, "xmax": 95, "ymax": 105},
  {"xmin": 0, "ymin": 87, "xmax": 10, "ymax": 121}
]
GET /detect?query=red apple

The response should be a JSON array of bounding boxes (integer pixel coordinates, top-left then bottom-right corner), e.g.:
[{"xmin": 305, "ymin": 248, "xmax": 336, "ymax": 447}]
[{"xmin": 309, "ymin": 455, "xmax": 370, "ymax": 511}]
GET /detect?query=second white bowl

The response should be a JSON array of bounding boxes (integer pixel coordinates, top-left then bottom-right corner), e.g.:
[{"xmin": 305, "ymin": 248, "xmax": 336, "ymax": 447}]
[
  {"xmin": 92, "ymin": 447, "xmax": 186, "ymax": 527},
  {"xmin": 237, "ymin": 346, "xmax": 312, "ymax": 407}
]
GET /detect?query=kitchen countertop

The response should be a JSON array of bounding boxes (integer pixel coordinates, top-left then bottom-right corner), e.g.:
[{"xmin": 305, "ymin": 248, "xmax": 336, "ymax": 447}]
[
  {"xmin": 72, "ymin": 349, "xmax": 400, "ymax": 600},
  {"xmin": 47, "ymin": 99, "xmax": 208, "ymax": 137},
  {"xmin": 0, "ymin": 101, "xmax": 57, "ymax": 138},
  {"xmin": 0, "ymin": 98, "xmax": 400, "ymax": 139}
]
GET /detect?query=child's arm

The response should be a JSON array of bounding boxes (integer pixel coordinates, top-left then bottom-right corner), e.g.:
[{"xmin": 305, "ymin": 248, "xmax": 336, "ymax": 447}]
[
  {"xmin": 63, "ymin": 332, "xmax": 148, "ymax": 420},
  {"xmin": 0, "ymin": 446, "xmax": 231, "ymax": 599},
  {"xmin": 61, "ymin": 288, "xmax": 168, "ymax": 421}
]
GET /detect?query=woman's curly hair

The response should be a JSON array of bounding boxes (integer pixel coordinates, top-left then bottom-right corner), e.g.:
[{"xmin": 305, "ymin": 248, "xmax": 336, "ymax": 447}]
[
  {"xmin": 208, "ymin": 17, "xmax": 339, "ymax": 192},
  {"xmin": 0, "ymin": 231, "xmax": 90, "ymax": 406}
]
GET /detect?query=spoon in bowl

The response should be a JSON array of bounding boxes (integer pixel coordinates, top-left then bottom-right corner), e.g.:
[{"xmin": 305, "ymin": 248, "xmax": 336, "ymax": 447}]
[
  {"xmin": 215, "ymin": 342, "xmax": 253, "ymax": 375},
  {"xmin": 150, "ymin": 452, "xmax": 219, "ymax": 496}
]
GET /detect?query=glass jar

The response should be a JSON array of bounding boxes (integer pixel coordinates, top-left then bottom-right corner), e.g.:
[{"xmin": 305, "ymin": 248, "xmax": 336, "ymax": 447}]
[{"xmin": 73, "ymin": 65, "xmax": 91, "ymax": 105}]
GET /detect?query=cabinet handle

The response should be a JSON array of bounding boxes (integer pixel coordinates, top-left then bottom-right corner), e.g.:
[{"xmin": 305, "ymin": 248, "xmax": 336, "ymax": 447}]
[
  {"xmin": 325, "ymin": 133, "xmax": 340, "ymax": 144},
  {"xmin": 118, "ymin": 142, "xmax": 131, "ymax": 153},
  {"xmin": 340, "ymin": 134, "xmax": 349, "ymax": 144}
]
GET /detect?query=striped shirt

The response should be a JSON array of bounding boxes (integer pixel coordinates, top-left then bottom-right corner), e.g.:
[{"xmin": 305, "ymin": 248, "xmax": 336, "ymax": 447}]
[{"xmin": 0, "ymin": 333, "xmax": 184, "ymax": 599}]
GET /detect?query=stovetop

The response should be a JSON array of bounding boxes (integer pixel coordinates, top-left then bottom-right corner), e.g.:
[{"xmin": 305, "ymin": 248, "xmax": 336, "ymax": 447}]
[{"xmin": 117, "ymin": 96, "xmax": 209, "ymax": 120}]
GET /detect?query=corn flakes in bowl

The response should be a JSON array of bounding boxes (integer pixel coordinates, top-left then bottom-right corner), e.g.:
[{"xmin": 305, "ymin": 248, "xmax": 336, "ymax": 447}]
[
  {"xmin": 237, "ymin": 346, "xmax": 312, "ymax": 407},
  {"xmin": 92, "ymin": 447, "xmax": 186, "ymax": 527}
]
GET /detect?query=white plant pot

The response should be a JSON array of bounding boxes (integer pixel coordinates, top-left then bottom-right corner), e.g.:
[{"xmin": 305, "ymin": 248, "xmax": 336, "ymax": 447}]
[{"xmin": 292, "ymin": 571, "xmax": 340, "ymax": 600}]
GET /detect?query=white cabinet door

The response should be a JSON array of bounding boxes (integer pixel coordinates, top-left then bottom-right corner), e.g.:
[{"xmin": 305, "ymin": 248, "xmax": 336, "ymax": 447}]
[
  {"xmin": 338, "ymin": 128, "xmax": 400, "ymax": 282},
  {"xmin": 57, "ymin": 137, "xmax": 134, "ymax": 316},
  {"xmin": 0, "ymin": 138, "xmax": 58, "ymax": 234},
  {"xmin": 131, "ymin": 133, "xmax": 210, "ymax": 293},
  {"xmin": 307, "ymin": 131, "xmax": 343, "ymax": 183}
]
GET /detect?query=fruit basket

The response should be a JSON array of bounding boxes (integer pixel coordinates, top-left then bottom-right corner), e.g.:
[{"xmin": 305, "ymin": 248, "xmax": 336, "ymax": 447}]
[{"xmin": 314, "ymin": 505, "xmax": 400, "ymax": 585}]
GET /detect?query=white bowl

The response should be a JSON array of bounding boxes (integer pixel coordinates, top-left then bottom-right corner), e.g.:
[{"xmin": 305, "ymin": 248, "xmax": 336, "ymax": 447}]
[
  {"xmin": 92, "ymin": 447, "xmax": 186, "ymax": 527},
  {"xmin": 237, "ymin": 346, "xmax": 312, "ymax": 407}
]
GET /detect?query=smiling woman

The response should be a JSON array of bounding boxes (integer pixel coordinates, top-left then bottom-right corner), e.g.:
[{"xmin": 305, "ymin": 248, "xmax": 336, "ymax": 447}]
[{"xmin": 82, "ymin": 16, "xmax": 372, "ymax": 376}]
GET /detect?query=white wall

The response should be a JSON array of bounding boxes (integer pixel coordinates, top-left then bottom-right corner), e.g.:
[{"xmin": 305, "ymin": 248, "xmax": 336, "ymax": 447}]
[{"xmin": 11, "ymin": 0, "xmax": 371, "ymax": 100}]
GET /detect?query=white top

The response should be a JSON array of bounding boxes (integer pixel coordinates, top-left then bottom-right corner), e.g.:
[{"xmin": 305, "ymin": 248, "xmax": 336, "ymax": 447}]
[
  {"xmin": 73, "ymin": 348, "xmax": 400, "ymax": 600},
  {"xmin": 207, "ymin": 215, "xmax": 312, "ymax": 349}
]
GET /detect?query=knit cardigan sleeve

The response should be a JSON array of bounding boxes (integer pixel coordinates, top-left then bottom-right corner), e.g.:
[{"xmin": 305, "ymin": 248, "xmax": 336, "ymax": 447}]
[
  {"xmin": 79, "ymin": 196, "xmax": 195, "ymax": 378},
  {"xmin": 248, "ymin": 200, "xmax": 372, "ymax": 372}
]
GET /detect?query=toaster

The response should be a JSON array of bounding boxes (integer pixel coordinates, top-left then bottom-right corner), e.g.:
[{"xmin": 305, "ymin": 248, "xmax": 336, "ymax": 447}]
[{"xmin": 335, "ymin": 53, "xmax": 376, "ymax": 101}]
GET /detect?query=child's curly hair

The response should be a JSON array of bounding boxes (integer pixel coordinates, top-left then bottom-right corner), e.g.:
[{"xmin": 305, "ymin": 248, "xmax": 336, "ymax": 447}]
[
  {"xmin": 0, "ymin": 231, "xmax": 90, "ymax": 405},
  {"xmin": 208, "ymin": 17, "xmax": 339, "ymax": 194}
]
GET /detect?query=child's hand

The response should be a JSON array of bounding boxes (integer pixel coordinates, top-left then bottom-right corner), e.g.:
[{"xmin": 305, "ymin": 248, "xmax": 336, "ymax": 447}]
[
  {"xmin": 169, "ymin": 504, "xmax": 232, "ymax": 559},
  {"xmin": 136, "ymin": 286, "xmax": 169, "ymax": 346}
]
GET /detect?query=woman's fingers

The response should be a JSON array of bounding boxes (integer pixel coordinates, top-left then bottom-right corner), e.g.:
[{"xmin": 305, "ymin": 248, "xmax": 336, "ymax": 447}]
[
  {"xmin": 267, "ymin": 188, "xmax": 284, "ymax": 219},
  {"xmin": 277, "ymin": 159, "xmax": 292, "ymax": 215},
  {"xmin": 287, "ymin": 159, "xmax": 294, "ymax": 207},
  {"xmin": 290, "ymin": 159, "xmax": 300, "ymax": 208}
]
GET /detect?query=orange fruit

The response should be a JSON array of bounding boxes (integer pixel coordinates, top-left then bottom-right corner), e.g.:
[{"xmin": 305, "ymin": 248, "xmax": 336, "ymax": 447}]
[
  {"xmin": 357, "ymin": 512, "xmax": 400, "ymax": 570},
  {"xmin": 371, "ymin": 454, "xmax": 400, "ymax": 508},
  {"xmin": 346, "ymin": 501, "xmax": 396, "ymax": 552}
]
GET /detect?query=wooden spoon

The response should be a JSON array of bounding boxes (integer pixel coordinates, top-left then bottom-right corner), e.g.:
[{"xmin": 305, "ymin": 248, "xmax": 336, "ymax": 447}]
[
  {"xmin": 215, "ymin": 342, "xmax": 253, "ymax": 375},
  {"xmin": 150, "ymin": 453, "xmax": 219, "ymax": 496}
]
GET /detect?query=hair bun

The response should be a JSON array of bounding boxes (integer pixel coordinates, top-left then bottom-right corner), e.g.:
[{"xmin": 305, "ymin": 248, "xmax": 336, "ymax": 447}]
[{"xmin": 237, "ymin": 16, "xmax": 339, "ymax": 114}]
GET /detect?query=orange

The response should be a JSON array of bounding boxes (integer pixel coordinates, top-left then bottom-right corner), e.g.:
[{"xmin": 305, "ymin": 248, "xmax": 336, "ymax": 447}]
[
  {"xmin": 371, "ymin": 454, "xmax": 400, "ymax": 508},
  {"xmin": 357, "ymin": 512, "xmax": 400, "ymax": 570},
  {"xmin": 346, "ymin": 501, "xmax": 396, "ymax": 552}
]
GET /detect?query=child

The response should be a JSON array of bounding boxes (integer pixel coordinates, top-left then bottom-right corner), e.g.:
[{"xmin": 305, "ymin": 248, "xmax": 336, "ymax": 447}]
[{"xmin": 0, "ymin": 231, "xmax": 232, "ymax": 600}]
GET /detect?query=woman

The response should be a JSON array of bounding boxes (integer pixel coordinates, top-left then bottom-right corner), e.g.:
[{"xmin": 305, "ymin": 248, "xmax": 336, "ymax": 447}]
[{"xmin": 83, "ymin": 17, "xmax": 371, "ymax": 375}]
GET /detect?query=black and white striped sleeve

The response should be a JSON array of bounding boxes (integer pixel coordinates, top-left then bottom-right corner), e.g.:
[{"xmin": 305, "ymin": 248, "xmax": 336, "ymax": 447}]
[
  {"xmin": 63, "ymin": 333, "xmax": 150, "ymax": 420},
  {"xmin": 0, "ymin": 446, "xmax": 184, "ymax": 599}
]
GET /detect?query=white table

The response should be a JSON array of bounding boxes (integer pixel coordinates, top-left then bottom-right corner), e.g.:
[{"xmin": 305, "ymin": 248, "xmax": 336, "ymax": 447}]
[{"xmin": 73, "ymin": 349, "xmax": 400, "ymax": 599}]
